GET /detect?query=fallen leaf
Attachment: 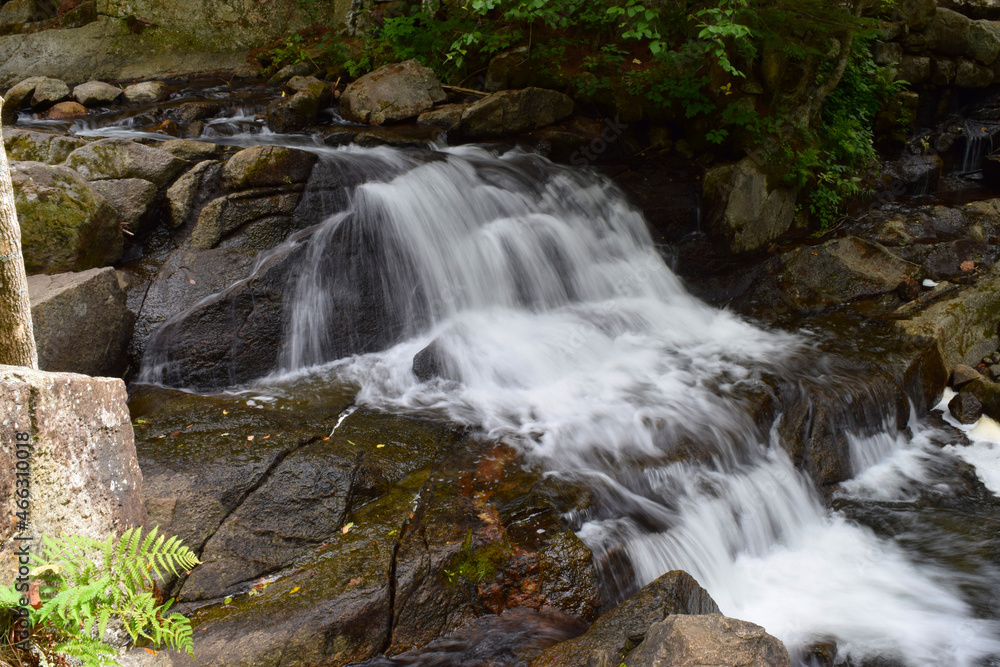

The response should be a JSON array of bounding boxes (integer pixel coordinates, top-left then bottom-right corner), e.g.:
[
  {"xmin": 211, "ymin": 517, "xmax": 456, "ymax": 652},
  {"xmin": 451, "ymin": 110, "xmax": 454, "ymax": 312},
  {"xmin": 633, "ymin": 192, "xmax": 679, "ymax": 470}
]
[
  {"xmin": 221, "ymin": 432, "xmax": 229, "ymax": 436},
  {"xmin": 347, "ymin": 440, "xmax": 356, "ymax": 445},
  {"xmin": 348, "ymin": 577, "xmax": 361, "ymax": 586},
  {"xmin": 143, "ymin": 649, "xmax": 158, "ymax": 655},
  {"xmin": 263, "ymin": 435, "xmax": 270, "ymax": 439},
  {"xmin": 189, "ymin": 279, "xmax": 196, "ymax": 285},
  {"xmin": 185, "ymin": 424, "xmax": 193, "ymax": 429},
  {"xmin": 27, "ymin": 582, "xmax": 41, "ymax": 609},
  {"xmin": 224, "ymin": 597, "xmax": 232, "ymax": 605},
  {"xmin": 961, "ymin": 260, "xmax": 975, "ymax": 272},
  {"xmin": 322, "ymin": 436, "xmax": 330, "ymax": 440},
  {"xmin": 376, "ymin": 444, "xmax": 385, "ymax": 448},
  {"xmin": 341, "ymin": 522, "xmax": 354, "ymax": 534},
  {"xmin": 289, "ymin": 587, "xmax": 301, "ymax": 594},
  {"xmin": 247, "ymin": 435, "xmax": 255, "ymax": 441},
  {"xmin": 170, "ymin": 430, "xmax": 181, "ymax": 436},
  {"xmin": 136, "ymin": 419, "xmax": 148, "ymax": 424},
  {"xmin": 222, "ymin": 409, "xmax": 229, "ymax": 415}
]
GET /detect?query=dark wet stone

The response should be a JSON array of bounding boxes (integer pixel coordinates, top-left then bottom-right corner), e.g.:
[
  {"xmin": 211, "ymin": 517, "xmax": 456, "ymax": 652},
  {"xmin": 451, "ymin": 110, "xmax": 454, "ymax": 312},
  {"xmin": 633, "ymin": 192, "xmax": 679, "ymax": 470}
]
[{"xmin": 949, "ymin": 390, "xmax": 983, "ymax": 424}]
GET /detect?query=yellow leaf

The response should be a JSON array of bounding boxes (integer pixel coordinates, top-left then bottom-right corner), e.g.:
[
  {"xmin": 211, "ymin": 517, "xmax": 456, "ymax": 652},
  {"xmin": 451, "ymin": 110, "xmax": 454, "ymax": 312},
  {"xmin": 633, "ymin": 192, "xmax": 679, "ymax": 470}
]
[
  {"xmin": 224, "ymin": 597, "xmax": 232, "ymax": 605},
  {"xmin": 31, "ymin": 564, "xmax": 61, "ymax": 576},
  {"xmin": 222, "ymin": 409, "xmax": 229, "ymax": 415},
  {"xmin": 289, "ymin": 587, "xmax": 301, "ymax": 594},
  {"xmin": 376, "ymin": 444, "xmax": 385, "ymax": 448},
  {"xmin": 341, "ymin": 522, "xmax": 354, "ymax": 534}
]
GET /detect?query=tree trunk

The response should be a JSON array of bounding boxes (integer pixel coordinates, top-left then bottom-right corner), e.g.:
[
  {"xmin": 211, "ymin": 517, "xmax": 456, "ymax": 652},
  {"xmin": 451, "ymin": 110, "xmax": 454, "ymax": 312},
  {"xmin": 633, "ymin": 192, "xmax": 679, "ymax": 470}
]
[{"xmin": 0, "ymin": 97, "xmax": 38, "ymax": 369}]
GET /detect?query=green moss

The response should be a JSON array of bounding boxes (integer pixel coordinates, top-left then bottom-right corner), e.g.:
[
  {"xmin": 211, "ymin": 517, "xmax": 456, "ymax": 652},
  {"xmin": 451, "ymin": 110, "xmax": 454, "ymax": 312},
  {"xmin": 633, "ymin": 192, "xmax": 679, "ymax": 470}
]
[{"xmin": 442, "ymin": 529, "xmax": 512, "ymax": 585}]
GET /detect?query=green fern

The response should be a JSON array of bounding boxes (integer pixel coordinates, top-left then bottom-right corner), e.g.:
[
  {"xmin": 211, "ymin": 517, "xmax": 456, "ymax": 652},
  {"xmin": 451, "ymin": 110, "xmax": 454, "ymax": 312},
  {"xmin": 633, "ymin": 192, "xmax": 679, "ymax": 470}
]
[{"xmin": 1, "ymin": 527, "xmax": 201, "ymax": 667}]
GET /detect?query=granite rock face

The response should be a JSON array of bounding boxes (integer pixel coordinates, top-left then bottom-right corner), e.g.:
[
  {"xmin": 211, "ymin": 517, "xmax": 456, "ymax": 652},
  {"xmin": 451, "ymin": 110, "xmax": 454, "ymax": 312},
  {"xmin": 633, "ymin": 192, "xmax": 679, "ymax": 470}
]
[{"xmin": 0, "ymin": 365, "xmax": 146, "ymax": 583}]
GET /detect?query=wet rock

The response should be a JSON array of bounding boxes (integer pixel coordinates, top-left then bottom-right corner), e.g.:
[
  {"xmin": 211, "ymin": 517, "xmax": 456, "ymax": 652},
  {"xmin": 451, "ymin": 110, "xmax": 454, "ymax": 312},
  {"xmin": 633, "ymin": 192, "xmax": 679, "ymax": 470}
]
[
  {"xmin": 4, "ymin": 128, "xmax": 87, "ymax": 163},
  {"xmin": 898, "ymin": 278, "xmax": 921, "ymax": 301},
  {"xmin": 163, "ymin": 100, "xmax": 223, "ymax": 125},
  {"xmin": 181, "ymin": 409, "xmax": 464, "ymax": 601},
  {"xmin": 158, "ymin": 138, "xmax": 225, "ymax": 162},
  {"xmin": 702, "ymin": 156, "xmax": 796, "ymax": 254},
  {"xmin": 950, "ymin": 390, "xmax": 984, "ymax": 423},
  {"xmin": 268, "ymin": 61, "xmax": 313, "ymax": 84},
  {"xmin": 389, "ymin": 442, "xmax": 602, "ymax": 654},
  {"xmin": 899, "ymin": 55, "xmax": 931, "ymax": 83},
  {"xmin": 340, "ymin": 59, "xmax": 447, "ymax": 124},
  {"xmin": 265, "ymin": 89, "xmax": 319, "ymax": 132},
  {"xmin": 964, "ymin": 376, "xmax": 1000, "ymax": 420},
  {"xmin": 72, "ymin": 79, "xmax": 122, "ymax": 106},
  {"xmin": 418, "ymin": 103, "xmax": 469, "ymax": 129},
  {"xmin": 884, "ymin": 154, "xmax": 942, "ymax": 195},
  {"xmin": 10, "ymin": 161, "xmax": 123, "ymax": 274},
  {"xmin": 412, "ymin": 339, "xmax": 450, "ymax": 381},
  {"xmin": 43, "ymin": 100, "xmax": 87, "ymax": 119},
  {"xmin": 188, "ymin": 187, "xmax": 303, "ymax": 250},
  {"xmin": 165, "ymin": 159, "xmax": 222, "ymax": 228},
  {"xmin": 321, "ymin": 128, "xmax": 359, "ymax": 146},
  {"xmin": 926, "ymin": 8, "xmax": 973, "ymax": 56},
  {"xmin": 89, "ymin": 178, "xmax": 158, "ymax": 235},
  {"xmin": 969, "ymin": 20, "xmax": 1000, "ymax": 64},
  {"xmin": 455, "ymin": 87, "xmax": 575, "ymax": 139},
  {"xmin": 64, "ymin": 137, "xmax": 188, "ymax": 187},
  {"xmin": 221, "ymin": 144, "xmax": 317, "ymax": 191},
  {"xmin": 956, "ymin": 58, "xmax": 995, "ymax": 86},
  {"xmin": 531, "ymin": 570, "xmax": 719, "ymax": 667},
  {"xmin": 770, "ymin": 236, "xmax": 923, "ymax": 313},
  {"xmin": 896, "ymin": 260, "xmax": 1000, "ymax": 370},
  {"xmin": 123, "ymin": 80, "xmax": 166, "ymax": 103},
  {"xmin": 623, "ymin": 614, "xmax": 791, "ymax": 667},
  {"xmin": 953, "ymin": 364, "xmax": 982, "ymax": 386},
  {"xmin": 0, "ymin": 365, "xmax": 145, "ymax": 582},
  {"xmin": 27, "ymin": 267, "xmax": 134, "ymax": 377},
  {"xmin": 353, "ymin": 128, "xmax": 430, "ymax": 147}
]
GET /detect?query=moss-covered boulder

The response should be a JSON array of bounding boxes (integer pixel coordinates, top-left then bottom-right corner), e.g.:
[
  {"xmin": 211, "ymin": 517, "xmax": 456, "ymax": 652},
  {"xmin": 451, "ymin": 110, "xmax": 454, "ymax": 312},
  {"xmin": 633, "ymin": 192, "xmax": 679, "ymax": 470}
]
[
  {"xmin": 3, "ymin": 128, "xmax": 88, "ymax": 164},
  {"xmin": 221, "ymin": 144, "xmax": 317, "ymax": 191},
  {"xmin": 63, "ymin": 137, "xmax": 188, "ymax": 186},
  {"xmin": 10, "ymin": 160, "xmax": 123, "ymax": 274}
]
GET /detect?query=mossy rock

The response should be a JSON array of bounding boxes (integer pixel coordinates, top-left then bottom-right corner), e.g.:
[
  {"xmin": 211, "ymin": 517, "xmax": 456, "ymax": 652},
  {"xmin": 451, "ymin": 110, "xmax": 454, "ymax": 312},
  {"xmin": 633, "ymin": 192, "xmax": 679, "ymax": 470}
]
[
  {"xmin": 221, "ymin": 144, "xmax": 317, "ymax": 192},
  {"xmin": 4, "ymin": 128, "xmax": 88, "ymax": 164},
  {"xmin": 10, "ymin": 160, "xmax": 123, "ymax": 274},
  {"xmin": 63, "ymin": 137, "xmax": 188, "ymax": 187}
]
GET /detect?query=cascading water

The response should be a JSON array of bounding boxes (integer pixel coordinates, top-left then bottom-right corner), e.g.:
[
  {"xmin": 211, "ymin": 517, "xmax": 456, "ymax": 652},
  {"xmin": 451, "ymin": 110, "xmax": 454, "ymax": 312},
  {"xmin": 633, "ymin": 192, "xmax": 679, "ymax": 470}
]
[
  {"xmin": 140, "ymin": 139, "xmax": 1000, "ymax": 666},
  {"xmin": 961, "ymin": 120, "xmax": 994, "ymax": 174}
]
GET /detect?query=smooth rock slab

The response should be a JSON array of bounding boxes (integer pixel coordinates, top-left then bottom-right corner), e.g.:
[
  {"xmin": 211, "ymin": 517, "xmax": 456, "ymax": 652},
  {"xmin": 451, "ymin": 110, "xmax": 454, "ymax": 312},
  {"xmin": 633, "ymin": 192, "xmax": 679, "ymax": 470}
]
[
  {"xmin": 456, "ymin": 87, "xmax": 574, "ymax": 139},
  {"xmin": 28, "ymin": 267, "xmax": 135, "ymax": 377},
  {"xmin": 623, "ymin": 614, "xmax": 791, "ymax": 667},
  {"xmin": 64, "ymin": 137, "xmax": 188, "ymax": 186},
  {"xmin": 0, "ymin": 365, "xmax": 146, "ymax": 583}
]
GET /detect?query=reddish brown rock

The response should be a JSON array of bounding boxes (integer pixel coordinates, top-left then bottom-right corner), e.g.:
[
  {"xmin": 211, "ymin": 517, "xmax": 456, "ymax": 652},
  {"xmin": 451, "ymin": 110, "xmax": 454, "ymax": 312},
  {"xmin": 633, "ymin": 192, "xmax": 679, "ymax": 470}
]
[{"xmin": 44, "ymin": 100, "xmax": 87, "ymax": 119}]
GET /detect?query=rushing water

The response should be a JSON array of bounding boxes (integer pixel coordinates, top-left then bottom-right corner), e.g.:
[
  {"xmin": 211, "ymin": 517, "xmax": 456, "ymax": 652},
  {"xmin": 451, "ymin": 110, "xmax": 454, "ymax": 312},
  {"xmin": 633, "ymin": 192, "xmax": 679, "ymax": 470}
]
[{"xmin": 124, "ymin": 122, "xmax": 1000, "ymax": 665}]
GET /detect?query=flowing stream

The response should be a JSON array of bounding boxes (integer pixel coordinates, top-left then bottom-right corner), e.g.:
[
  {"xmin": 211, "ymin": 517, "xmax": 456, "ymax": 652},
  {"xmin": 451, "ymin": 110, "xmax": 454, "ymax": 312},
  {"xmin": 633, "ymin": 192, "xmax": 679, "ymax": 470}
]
[{"xmin": 125, "ymin": 125, "xmax": 1000, "ymax": 665}]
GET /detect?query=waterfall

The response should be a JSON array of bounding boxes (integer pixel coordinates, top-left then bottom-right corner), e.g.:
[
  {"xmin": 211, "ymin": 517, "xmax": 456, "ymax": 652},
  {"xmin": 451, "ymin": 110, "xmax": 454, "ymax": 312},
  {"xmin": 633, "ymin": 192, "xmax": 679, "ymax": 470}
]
[
  {"xmin": 145, "ymin": 140, "xmax": 1000, "ymax": 665},
  {"xmin": 960, "ymin": 120, "xmax": 994, "ymax": 174}
]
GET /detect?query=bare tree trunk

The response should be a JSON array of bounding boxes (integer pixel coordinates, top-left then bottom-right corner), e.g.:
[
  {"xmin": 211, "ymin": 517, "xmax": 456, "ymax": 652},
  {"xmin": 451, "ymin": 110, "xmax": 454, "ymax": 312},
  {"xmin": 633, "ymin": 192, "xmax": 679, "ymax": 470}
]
[{"xmin": 0, "ymin": 97, "xmax": 38, "ymax": 369}]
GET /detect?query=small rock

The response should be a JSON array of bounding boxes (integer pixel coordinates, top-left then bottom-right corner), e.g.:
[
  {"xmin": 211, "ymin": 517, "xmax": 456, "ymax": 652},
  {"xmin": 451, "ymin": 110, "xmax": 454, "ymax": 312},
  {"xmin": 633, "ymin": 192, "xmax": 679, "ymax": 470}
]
[
  {"xmin": 286, "ymin": 75, "xmax": 329, "ymax": 104},
  {"xmin": 265, "ymin": 90, "xmax": 319, "ymax": 133},
  {"xmin": 72, "ymin": 80, "xmax": 122, "ymax": 106},
  {"xmin": 30, "ymin": 78, "xmax": 71, "ymax": 108},
  {"xmin": 949, "ymin": 391, "xmax": 983, "ymax": 424},
  {"xmin": 164, "ymin": 100, "xmax": 224, "ymax": 125},
  {"xmin": 152, "ymin": 119, "xmax": 179, "ymax": 136},
  {"xmin": 268, "ymin": 61, "xmax": 313, "ymax": 85},
  {"xmin": 123, "ymin": 81, "xmax": 166, "ymax": 103},
  {"xmin": 3, "ymin": 76, "xmax": 46, "ymax": 109},
  {"xmin": 43, "ymin": 101, "xmax": 87, "ymax": 119},
  {"xmin": 417, "ymin": 103, "xmax": 469, "ymax": 129},
  {"xmin": 990, "ymin": 364, "xmax": 1000, "ymax": 381},
  {"xmin": 159, "ymin": 138, "xmax": 225, "ymax": 162},
  {"xmin": 953, "ymin": 364, "xmax": 982, "ymax": 387}
]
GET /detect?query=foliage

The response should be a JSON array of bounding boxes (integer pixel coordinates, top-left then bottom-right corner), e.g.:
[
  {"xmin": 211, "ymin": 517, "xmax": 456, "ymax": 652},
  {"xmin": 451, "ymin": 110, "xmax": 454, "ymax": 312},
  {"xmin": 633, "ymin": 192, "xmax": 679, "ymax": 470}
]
[
  {"xmin": 442, "ymin": 530, "xmax": 510, "ymax": 585},
  {"xmin": 0, "ymin": 528, "xmax": 200, "ymax": 667}
]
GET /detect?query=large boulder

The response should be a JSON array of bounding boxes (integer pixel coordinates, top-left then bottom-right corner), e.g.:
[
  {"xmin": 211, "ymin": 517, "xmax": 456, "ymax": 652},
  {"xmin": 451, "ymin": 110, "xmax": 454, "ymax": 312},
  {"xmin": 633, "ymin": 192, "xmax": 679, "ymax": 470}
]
[
  {"xmin": 10, "ymin": 161, "xmax": 123, "ymax": 274},
  {"xmin": 767, "ymin": 236, "xmax": 925, "ymax": 314},
  {"xmin": 943, "ymin": 0, "xmax": 1000, "ymax": 19},
  {"xmin": 72, "ymin": 80, "xmax": 123, "ymax": 106},
  {"xmin": 896, "ymin": 259, "xmax": 1000, "ymax": 371},
  {"xmin": 532, "ymin": 570, "xmax": 720, "ymax": 667},
  {"xmin": 702, "ymin": 156, "xmax": 797, "ymax": 254},
  {"xmin": 188, "ymin": 187, "xmax": 304, "ymax": 250},
  {"xmin": 455, "ymin": 87, "xmax": 575, "ymax": 139},
  {"xmin": 926, "ymin": 8, "xmax": 973, "ymax": 56},
  {"xmin": 27, "ymin": 267, "xmax": 135, "ymax": 377},
  {"xmin": 0, "ymin": 365, "xmax": 146, "ymax": 581},
  {"xmin": 4, "ymin": 76, "xmax": 48, "ymax": 108},
  {"xmin": 956, "ymin": 57, "xmax": 995, "ymax": 85},
  {"xmin": 3, "ymin": 128, "xmax": 88, "ymax": 163},
  {"xmin": 896, "ymin": 0, "xmax": 938, "ymax": 30},
  {"xmin": 623, "ymin": 614, "xmax": 791, "ymax": 667},
  {"xmin": 88, "ymin": 178, "xmax": 158, "ymax": 235},
  {"xmin": 29, "ymin": 77, "xmax": 71, "ymax": 108},
  {"xmin": 265, "ymin": 90, "xmax": 320, "ymax": 133},
  {"xmin": 968, "ymin": 20, "xmax": 1000, "ymax": 63},
  {"xmin": 339, "ymin": 59, "xmax": 446, "ymax": 124},
  {"xmin": 221, "ymin": 144, "xmax": 316, "ymax": 191},
  {"xmin": 64, "ymin": 137, "xmax": 188, "ymax": 186},
  {"xmin": 0, "ymin": 0, "xmax": 47, "ymax": 25}
]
